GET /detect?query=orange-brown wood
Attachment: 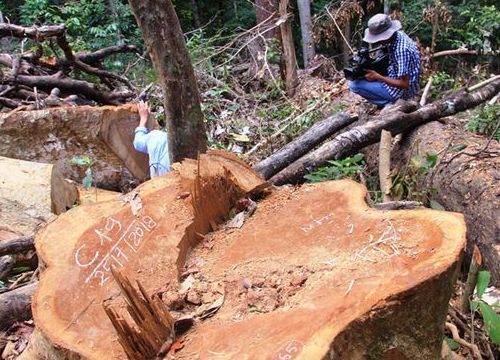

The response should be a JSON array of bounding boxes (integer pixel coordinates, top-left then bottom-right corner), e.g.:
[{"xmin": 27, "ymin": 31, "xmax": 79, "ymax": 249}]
[{"xmin": 32, "ymin": 152, "xmax": 464, "ymax": 360}]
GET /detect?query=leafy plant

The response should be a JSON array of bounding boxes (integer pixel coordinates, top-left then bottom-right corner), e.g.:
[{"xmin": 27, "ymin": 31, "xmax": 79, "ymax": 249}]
[
  {"xmin": 70, "ymin": 155, "xmax": 95, "ymax": 191},
  {"xmin": 391, "ymin": 152, "xmax": 438, "ymax": 203},
  {"xmin": 304, "ymin": 154, "xmax": 365, "ymax": 183},
  {"xmin": 467, "ymin": 103, "xmax": 500, "ymax": 140},
  {"xmin": 471, "ymin": 271, "xmax": 500, "ymax": 345}
]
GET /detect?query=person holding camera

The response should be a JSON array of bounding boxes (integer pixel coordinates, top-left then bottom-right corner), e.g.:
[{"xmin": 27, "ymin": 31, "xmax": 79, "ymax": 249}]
[
  {"xmin": 348, "ymin": 14, "xmax": 421, "ymax": 107},
  {"xmin": 133, "ymin": 101, "xmax": 171, "ymax": 177}
]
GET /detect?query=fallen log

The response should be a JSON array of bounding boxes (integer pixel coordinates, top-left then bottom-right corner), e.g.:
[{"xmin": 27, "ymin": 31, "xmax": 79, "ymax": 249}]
[
  {"xmin": 0, "ymin": 104, "xmax": 153, "ymax": 191},
  {"xmin": 0, "ymin": 256, "xmax": 15, "ymax": 281},
  {"xmin": 0, "ymin": 157, "xmax": 78, "ymax": 228},
  {"xmin": 391, "ymin": 118, "xmax": 500, "ymax": 285},
  {"xmin": 253, "ymin": 112, "xmax": 357, "ymax": 179},
  {"xmin": 270, "ymin": 78, "xmax": 500, "ymax": 185},
  {"xmin": 0, "ymin": 236, "xmax": 35, "ymax": 257},
  {"xmin": 28, "ymin": 150, "xmax": 464, "ymax": 359},
  {"xmin": 0, "ymin": 282, "xmax": 37, "ymax": 331}
]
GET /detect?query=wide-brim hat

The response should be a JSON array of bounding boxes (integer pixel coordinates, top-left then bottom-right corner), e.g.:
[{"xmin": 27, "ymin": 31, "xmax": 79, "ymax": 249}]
[{"xmin": 363, "ymin": 14, "xmax": 402, "ymax": 43}]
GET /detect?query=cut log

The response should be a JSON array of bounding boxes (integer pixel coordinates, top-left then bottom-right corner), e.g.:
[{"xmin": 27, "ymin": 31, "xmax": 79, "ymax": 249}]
[
  {"xmin": 253, "ymin": 112, "xmax": 357, "ymax": 179},
  {"xmin": 0, "ymin": 282, "xmax": 37, "ymax": 330},
  {"xmin": 270, "ymin": 78, "xmax": 500, "ymax": 185},
  {"xmin": 391, "ymin": 118, "xmax": 500, "ymax": 285},
  {"xmin": 0, "ymin": 157, "xmax": 78, "ymax": 237},
  {"xmin": 30, "ymin": 150, "xmax": 464, "ymax": 359},
  {"xmin": 29, "ymin": 150, "xmax": 267, "ymax": 359},
  {"xmin": 0, "ymin": 104, "xmax": 155, "ymax": 191},
  {"xmin": 0, "ymin": 236, "xmax": 34, "ymax": 257}
]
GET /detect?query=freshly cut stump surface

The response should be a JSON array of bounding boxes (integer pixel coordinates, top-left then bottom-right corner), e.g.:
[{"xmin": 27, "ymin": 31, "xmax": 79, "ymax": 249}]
[{"xmin": 32, "ymin": 152, "xmax": 465, "ymax": 360}]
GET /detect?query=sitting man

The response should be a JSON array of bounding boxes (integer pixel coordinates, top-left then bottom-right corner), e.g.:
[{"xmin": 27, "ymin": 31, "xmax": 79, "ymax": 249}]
[
  {"xmin": 348, "ymin": 13, "xmax": 421, "ymax": 107},
  {"xmin": 133, "ymin": 101, "xmax": 170, "ymax": 177}
]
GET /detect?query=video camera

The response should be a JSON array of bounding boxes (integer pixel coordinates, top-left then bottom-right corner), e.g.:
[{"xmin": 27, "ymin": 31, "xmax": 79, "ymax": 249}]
[{"xmin": 343, "ymin": 45, "xmax": 390, "ymax": 80}]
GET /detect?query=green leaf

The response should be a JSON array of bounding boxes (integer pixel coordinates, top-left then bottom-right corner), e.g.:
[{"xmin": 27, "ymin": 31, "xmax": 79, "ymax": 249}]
[
  {"xmin": 445, "ymin": 336, "xmax": 460, "ymax": 351},
  {"xmin": 471, "ymin": 300, "xmax": 480, "ymax": 312},
  {"xmin": 82, "ymin": 168, "xmax": 93, "ymax": 190},
  {"xmin": 476, "ymin": 271, "xmax": 491, "ymax": 298},
  {"xmin": 430, "ymin": 200, "xmax": 445, "ymax": 210},
  {"xmin": 425, "ymin": 153, "xmax": 438, "ymax": 168},
  {"xmin": 478, "ymin": 301, "xmax": 500, "ymax": 345}
]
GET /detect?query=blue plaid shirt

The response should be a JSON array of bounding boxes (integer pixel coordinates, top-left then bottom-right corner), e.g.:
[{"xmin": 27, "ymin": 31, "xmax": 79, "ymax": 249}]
[{"xmin": 384, "ymin": 31, "xmax": 421, "ymax": 100}]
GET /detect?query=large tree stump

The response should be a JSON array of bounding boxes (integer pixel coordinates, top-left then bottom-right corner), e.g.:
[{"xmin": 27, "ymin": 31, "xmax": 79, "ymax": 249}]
[
  {"xmin": 28, "ymin": 151, "xmax": 266, "ymax": 359},
  {"xmin": 0, "ymin": 104, "xmax": 154, "ymax": 191},
  {"xmin": 30, "ymin": 151, "xmax": 464, "ymax": 359},
  {"xmin": 0, "ymin": 156, "xmax": 78, "ymax": 239}
]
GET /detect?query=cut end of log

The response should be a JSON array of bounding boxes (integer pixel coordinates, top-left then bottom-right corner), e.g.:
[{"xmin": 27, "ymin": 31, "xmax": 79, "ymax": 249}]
[{"xmin": 31, "ymin": 151, "xmax": 465, "ymax": 359}]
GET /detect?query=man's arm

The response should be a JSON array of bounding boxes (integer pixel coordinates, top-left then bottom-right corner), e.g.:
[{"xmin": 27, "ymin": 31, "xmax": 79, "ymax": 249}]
[
  {"xmin": 365, "ymin": 70, "xmax": 409, "ymax": 89},
  {"xmin": 133, "ymin": 101, "xmax": 151, "ymax": 153}
]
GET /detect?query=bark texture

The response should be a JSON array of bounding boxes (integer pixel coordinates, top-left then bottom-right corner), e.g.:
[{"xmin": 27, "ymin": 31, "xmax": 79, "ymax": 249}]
[
  {"xmin": 270, "ymin": 79, "xmax": 500, "ymax": 185},
  {"xmin": 254, "ymin": 112, "xmax": 357, "ymax": 179},
  {"xmin": 0, "ymin": 282, "xmax": 37, "ymax": 330},
  {"xmin": 297, "ymin": 0, "xmax": 315, "ymax": 68},
  {"xmin": 279, "ymin": 0, "xmax": 299, "ymax": 96},
  {"xmin": 128, "ymin": 0, "xmax": 207, "ymax": 161},
  {"xmin": 392, "ymin": 119, "xmax": 500, "ymax": 285}
]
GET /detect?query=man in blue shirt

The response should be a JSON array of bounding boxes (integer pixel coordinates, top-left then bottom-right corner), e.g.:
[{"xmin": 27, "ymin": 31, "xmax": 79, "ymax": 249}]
[
  {"xmin": 133, "ymin": 101, "xmax": 170, "ymax": 177},
  {"xmin": 348, "ymin": 14, "xmax": 421, "ymax": 107}
]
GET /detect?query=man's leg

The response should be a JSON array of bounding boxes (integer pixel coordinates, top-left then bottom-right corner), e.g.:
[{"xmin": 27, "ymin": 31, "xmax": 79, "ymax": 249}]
[{"xmin": 348, "ymin": 80, "xmax": 396, "ymax": 106}]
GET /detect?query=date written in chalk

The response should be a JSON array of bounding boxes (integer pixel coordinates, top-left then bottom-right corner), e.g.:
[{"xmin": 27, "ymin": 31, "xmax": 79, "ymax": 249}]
[
  {"xmin": 275, "ymin": 340, "xmax": 304, "ymax": 360},
  {"xmin": 74, "ymin": 215, "xmax": 157, "ymax": 287}
]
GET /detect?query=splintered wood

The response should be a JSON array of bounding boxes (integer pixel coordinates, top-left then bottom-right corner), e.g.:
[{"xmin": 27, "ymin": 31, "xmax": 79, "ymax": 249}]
[
  {"xmin": 30, "ymin": 151, "xmax": 465, "ymax": 360},
  {"xmin": 103, "ymin": 268, "xmax": 174, "ymax": 360}
]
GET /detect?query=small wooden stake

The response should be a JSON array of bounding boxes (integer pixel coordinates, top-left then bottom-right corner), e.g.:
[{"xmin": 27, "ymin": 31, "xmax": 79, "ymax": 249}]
[
  {"xmin": 460, "ymin": 245, "xmax": 482, "ymax": 313},
  {"xmin": 379, "ymin": 129, "xmax": 393, "ymax": 202}
]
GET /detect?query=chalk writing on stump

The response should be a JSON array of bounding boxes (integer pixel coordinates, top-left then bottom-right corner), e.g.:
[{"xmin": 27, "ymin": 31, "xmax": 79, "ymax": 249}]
[{"xmin": 74, "ymin": 215, "xmax": 157, "ymax": 286}]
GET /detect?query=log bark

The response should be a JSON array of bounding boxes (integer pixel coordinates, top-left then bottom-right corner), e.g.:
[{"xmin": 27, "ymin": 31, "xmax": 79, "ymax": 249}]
[
  {"xmin": 0, "ymin": 236, "xmax": 34, "ymax": 257},
  {"xmin": 279, "ymin": 0, "xmax": 299, "ymax": 97},
  {"xmin": 30, "ymin": 150, "xmax": 465, "ymax": 359},
  {"xmin": 254, "ymin": 112, "xmax": 357, "ymax": 179},
  {"xmin": 128, "ymin": 0, "xmax": 207, "ymax": 161},
  {"xmin": 0, "ymin": 24, "xmax": 65, "ymax": 40},
  {"xmin": 297, "ymin": 0, "xmax": 315, "ymax": 68},
  {"xmin": 379, "ymin": 129, "xmax": 393, "ymax": 202},
  {"xmin": 0, "ymin": 104, "xmax": 153, "ymax": 191},
  {"xmin": 0, "ymin": 282, "xmax": 37, "ymax": 330},
  {"xmin": 390, "ymin": 118, "xmax": 500, "ymax": 286},
  {"xmin": 270, "ymin": 79, "xmax": 500, "ymax": 185},
  {"xmin": 0, "ymin": 255, "xmax": 15, "ymax": 281}
]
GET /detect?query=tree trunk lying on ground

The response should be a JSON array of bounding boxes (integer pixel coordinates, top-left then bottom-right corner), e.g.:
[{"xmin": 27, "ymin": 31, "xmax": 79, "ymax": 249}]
[
  {"xmin": 269, "ymin": 78, "xmax": 500, "ymax": 185},
  {"xmin": 0, "ymin": 104, "xmax": 154, "ymax": 191},
  {"xmin": 254, "ymin": 101, "xmax": 418, "ymax": 179},
  {"xmin": 253, "ymin": 112, "xmax": 357, "ymax": 179},
  {"xmin": 0, "ymin": 157, "xmax": 78, "ymax": 239},
  {"xmin": 25, "ymin": 150, "xmax": 465, "ymax": 359},
  {"xmin": 0, "ymin": 282, "xmax": 37, "ymax": 331},
  {"xmin": 391, "ymin": 119, "xmax": 500, "ymax": 286}
]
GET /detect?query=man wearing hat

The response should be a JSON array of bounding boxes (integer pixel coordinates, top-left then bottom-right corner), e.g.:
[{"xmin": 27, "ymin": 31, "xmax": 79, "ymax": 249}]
[{"xmin": 348, "ymin": 14, "xmax": 421, "ymax": 107}]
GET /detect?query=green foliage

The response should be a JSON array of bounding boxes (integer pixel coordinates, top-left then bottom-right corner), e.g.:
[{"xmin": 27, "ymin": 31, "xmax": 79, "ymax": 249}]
[
  {"xmin": 391, "ymin": 152, "xmax": 437, "ymax": 203},
  {"xmin": 19, "ymin": 0, "xmax": 141, "ymax": 52},
  {"xmin": 304, "ymin": 154, "xmax": 365, "ymax": 183},
  {"xmin": 450, "ymin": 5, "xmax": 500, "ymax": 50},
  {"xmin": 445, "ymin": 337, "xmax": 460, "ymax": 351},
  {"xmin": 470, "ymin": 271, "xmax": 500, "ymax": 345},
  {"xmin": 467, "ymin": 104, "xmax": 500, "ymax": 140}
]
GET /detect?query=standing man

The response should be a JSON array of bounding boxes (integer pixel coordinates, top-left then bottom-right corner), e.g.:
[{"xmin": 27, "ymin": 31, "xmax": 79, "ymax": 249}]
[
  {"xmin": 133, "ymin": 101, "xmax": 170, "ymax": 177},
  {"xmin": 348, "ymin": 14, "xmax": 421, "ymax": 107}
]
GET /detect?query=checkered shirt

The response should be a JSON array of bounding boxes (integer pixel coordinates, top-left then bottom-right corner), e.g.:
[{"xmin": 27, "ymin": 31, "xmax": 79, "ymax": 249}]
[{"xmin": 383, "ymin": 31, "xmax": 421, "ymax": 100}]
